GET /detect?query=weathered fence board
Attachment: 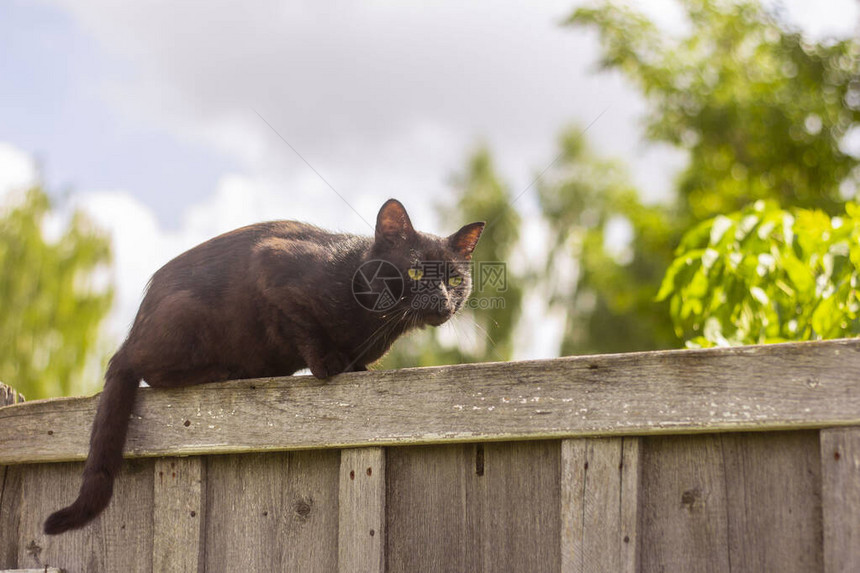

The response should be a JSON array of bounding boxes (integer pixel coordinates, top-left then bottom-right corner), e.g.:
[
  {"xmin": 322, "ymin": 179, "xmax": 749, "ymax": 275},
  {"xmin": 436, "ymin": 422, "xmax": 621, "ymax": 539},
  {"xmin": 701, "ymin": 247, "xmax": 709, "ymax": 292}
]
[
  {"xmin": 0, "ymin": 466, "xmax": 22, "ymax": 569},
  {"xmin": 0, "ymin": 433, "xmax": 855, "ymax": 572},
  {"xmin": 619, "ymin": 438, "xmax": 641, "ymax": 572},
  {"xmin": 386, "ymin": 441, "xmax": 560, "ymax": 572},
  {"xmin": 203, "ymin": 451, "xmax": 339, "ymax": 573},
  {"xmin": 338, "ymin": 447, "xmax": 385, "ymax": 573},
  {"xmin": 386, "ymin": 444, "xmax": 477, "ymax": 572},
  {"xmin": 638, "ymin": 432, "xmax": 823, "ymax": 573},
  {"xmin": 640, "ymin": 434, "xmax": 731, "ymax": 572},
  {"xmin": 0, "ymin": 384, "xmax": 22, "ymax": 408},
  {"xmin": 722, "ymin": 431, "xmax": 822, "ymax": 572},
  {"xmin": 0, "ymin": 377, "xmax": 23, "ymax": 567},
  {"xmin": 561, "ymin": 437, "xmax": 640, "ymax": 573},
  {"xmin": 821, "ymin": 426, "xmax": 860, "ymax": 573},
  {"xmin": 15, "ymin": 460, "xmax": 154, "ymax": 572},
  {"xmin": 0, "ymin": 340, "xmax": 857, "ymax": 572},
  {"xmin": 478, "ymin": 441, "xmax": 561, "ymax": 571},
  {"xmin": 2, "ymin": 340, "xmax": 860, "ymax": 465},
  {"xmin": 152, "ymin": 456, "xmax": 204, "ymax": 573},
  {"xmin": 0, "ymin": 567, "xmax": 62, "ymax": 573}
]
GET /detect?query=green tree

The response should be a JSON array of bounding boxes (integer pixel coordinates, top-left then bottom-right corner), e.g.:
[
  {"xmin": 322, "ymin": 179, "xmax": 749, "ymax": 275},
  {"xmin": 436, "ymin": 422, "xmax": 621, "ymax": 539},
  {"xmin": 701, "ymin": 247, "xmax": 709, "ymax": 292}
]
[
  {"xmin": 540, "ymin": 0, "xmax": 860, "ymax": 354},
  {"xmin": 381, "ymin": 147, "xmax": 522, "ymax": 367},
  {"xmin": 0, "ymin": 188, "xmax": 113, "ymax": 398},
  {"xmin": 659, "ymin": 201, "xmax": 860, "ymax": 346},
  {"xmin": 538, "ymin": 129, "xmax": 681, "ymax": 354},
  {"xmin": 571, "ymin": 0, "xmax": 860, "ymax": 220}
]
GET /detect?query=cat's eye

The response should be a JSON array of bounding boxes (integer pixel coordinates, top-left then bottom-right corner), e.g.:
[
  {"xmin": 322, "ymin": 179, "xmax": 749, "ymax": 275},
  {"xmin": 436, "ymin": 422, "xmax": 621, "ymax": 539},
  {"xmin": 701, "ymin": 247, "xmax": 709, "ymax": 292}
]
[
  {"xmin": 448, "ymin": 275, "xmax": 463, "ymax": 287},
  {"xmin": 408, "ymin": 268, "xmax": 424, "ymax": 280}
]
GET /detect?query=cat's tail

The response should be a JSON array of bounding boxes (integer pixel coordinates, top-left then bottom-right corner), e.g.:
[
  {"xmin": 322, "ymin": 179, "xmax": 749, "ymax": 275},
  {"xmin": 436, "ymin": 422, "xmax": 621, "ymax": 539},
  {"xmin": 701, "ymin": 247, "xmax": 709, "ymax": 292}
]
[{"xmin": 43, "ymin": 352, "xmax": 139, "ymax": 535}]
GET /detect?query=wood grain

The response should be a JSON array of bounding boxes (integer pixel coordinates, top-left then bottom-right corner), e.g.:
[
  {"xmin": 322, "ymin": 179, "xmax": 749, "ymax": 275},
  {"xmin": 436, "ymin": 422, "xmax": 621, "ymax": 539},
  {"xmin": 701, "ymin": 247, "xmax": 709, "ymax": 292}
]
[
  {"xmin": 821, "ymin": 426, "xmax": 860, "ymax": 573},
  {"xmin": 338, "ymin": 447, "xmax": 385, "ymax": 573},
  {"xmin": 386, "ymin": 441, "xmax": 560, "ymax": 573},
  {"xmin": 385, "ymin": 444, "xmax": 476, "ymax": 572},
  {"xmin": 0, "ymin": 567, "xmax": 66, "ymax": 573},
  {"xmin": 0, "ymin": 383, "xmax": 22, "ymax": 407},
  {"xmin": 152, "ymin": 457, "xmax": 205, "ymax": 573},
  {"xmin": 0, "ymin": 466, "xmax": 22, "ymax": 569},
  {"xmin": 478, "ymin": 441, "xmax": 560, "ymax": 572},
  {"xmin": 722, "ymin": 431, "xmax": 822, "ymax": 573},
  {"xmin": 15, "ymin": 459, "xmax": 154, "ymax": 573},
  {"xmin": 203, "ymin": 450, "xmax": 339, "ymax": 573},
  {"xmin": 639, "ymin": 432, "xmax": 823, "ymax": 573},
  {"xmin": 3, "ymin": 339, "xmax": 858, "ymax": 465},
  {"xmin": 639, "ymin": 435, "xmax": 731, "ymax": 572},
  {"xmin": 561, "ymin": 437, "xmax": 640, "ymax": 573},
  {"xmin": 619, "ymin": 438, "xmax": 641, "ymax": 572}
]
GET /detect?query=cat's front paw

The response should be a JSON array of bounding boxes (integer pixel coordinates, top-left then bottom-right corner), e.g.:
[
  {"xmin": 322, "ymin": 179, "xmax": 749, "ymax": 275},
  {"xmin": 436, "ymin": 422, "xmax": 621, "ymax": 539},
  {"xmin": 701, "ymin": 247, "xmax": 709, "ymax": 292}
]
[{"xmin": 308, "ymin": 351, "xmax": 353, "ymax": 379}]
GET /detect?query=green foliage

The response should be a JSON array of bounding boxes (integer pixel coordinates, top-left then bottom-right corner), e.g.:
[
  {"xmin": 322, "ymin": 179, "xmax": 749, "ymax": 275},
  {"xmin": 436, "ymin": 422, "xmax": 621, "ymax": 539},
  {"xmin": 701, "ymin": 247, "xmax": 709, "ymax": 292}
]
[
  {"xmin": 380, "ymin": 147, "xmax": 522, "ymax": 368},
  {"xmin": 538, "ymin": 129, "xmax": 681, "ymax": 354},
  {"xmin": 541, "ymin": 0, "xmax": 860, "ymax": 354},
  {"xmin": 659, "ymin": 200, "xmax": 860, "ymax": 346},
  {"xmin": 0, "ymin": 188, "xmax": 113, "ymax": 398},
  {"xmin": 571, "ymin": 0, "xmax": 860, "ymax": 220}
]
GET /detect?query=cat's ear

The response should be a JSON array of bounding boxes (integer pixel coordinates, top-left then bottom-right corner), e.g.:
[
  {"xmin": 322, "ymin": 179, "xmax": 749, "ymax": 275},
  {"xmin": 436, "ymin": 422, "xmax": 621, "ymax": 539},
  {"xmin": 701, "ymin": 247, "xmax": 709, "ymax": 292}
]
[
  {"xmin": 375, "ymin": 199, "xmax": 415, "ymax": 244},
  {"xmin": 449, "ymin": 222, "xmax": 485, "ymax": 259}
]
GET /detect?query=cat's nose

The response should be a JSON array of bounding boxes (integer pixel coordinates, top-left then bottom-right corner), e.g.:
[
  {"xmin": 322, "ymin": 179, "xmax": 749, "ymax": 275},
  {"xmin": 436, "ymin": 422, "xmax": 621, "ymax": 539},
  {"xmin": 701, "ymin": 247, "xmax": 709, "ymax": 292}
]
[
  {"xmin": 427, "ymin": 293, "xmax": 451, "ymax": 311},
  {"xmin": 414, "ymin": 291, "xmax": 454, "ymax": 320}
]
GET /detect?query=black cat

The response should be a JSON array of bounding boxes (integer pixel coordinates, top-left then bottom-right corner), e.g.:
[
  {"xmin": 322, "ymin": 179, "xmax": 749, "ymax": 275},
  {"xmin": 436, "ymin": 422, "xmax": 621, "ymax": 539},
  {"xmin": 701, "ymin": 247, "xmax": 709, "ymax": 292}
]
[{"xmin": 44, "ymin": 198, "xmax": 484, "ymax": 534}]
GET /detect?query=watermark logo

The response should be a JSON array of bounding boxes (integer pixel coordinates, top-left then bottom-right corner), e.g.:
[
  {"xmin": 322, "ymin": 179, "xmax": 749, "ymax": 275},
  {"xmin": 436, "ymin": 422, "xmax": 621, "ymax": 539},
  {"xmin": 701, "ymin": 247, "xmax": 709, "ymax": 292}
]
[
  {"xmin": 404, "ymin": 261, "xmax": 507, "ymax": 293},
  {"xmin": 408, "ymin": 261, "xmax": 457, "ymax": 294},
  {"xmin": 352, "ymin": 259, "xmax": 404, "ymax": 312},
  {"xmin": 477, "ymin": 261, "xmax": 507, "ymax": 292},
  {"xmin": 352, "ymin": 259, "xmax": 509, "ymax": 312}
]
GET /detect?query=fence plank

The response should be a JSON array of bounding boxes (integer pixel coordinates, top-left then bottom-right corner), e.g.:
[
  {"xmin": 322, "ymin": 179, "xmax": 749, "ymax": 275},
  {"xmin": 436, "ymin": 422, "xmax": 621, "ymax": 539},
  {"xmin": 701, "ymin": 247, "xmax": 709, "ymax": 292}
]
[
  {"xmin": 0, "ymin": 466, "xmax": 22, "ymax": 568},
  {"xmin": 15, "ymin": 459, "xmax": 154, "ymax": 572},
  {"xmin": 821, "ymin": 426, "xmax": 860, "ymax": 573},
  {"xmin": 722, "ymin": 431, "xmax": 822, "ymax": 573},
  {"xmin": 619, "ymin": 438, "xmax": 641, "ymax": 572},
  {"xmin": 386, "ymin": 444, "xmax": 477, "ymax": 572},
  {"xmin": 639, "ymin": 435, "xmax": 731, "ymax": 572},
  {"xmin": 386, "ymin": 441, "xmax": 560, "ymax": 573},
  {"xmin": 203, "ymin": 451, "xmax": 339, "ymax": 573},
  {"xmin": 338, "ymin": 447, "xmax": 385, "ymax": 573},
  {"xmin": 561, "ymin": 437, "xmax": 640, "ymax": 573},
  {"xmin": 152, "ymin": 457, "xmax": 204, "ymax": 573},
  {"xmin": 2, "ymin": 339, "xmax": 860, "ymax": 464},
  {"xmin": 0, "ymin": 567, "xmax": 65, "ymax": 573},
  {"xmin": 478, "ymin": 441, "xmax": 561, "ymax": 572}
]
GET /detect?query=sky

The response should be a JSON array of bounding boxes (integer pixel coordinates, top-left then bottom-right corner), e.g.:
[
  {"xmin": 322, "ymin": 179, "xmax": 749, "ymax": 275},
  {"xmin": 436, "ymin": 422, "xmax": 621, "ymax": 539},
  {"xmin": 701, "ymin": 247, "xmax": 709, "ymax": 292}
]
[{"xmin": 1, "ymin": 0, "xmax": 858, "ymax": 359}]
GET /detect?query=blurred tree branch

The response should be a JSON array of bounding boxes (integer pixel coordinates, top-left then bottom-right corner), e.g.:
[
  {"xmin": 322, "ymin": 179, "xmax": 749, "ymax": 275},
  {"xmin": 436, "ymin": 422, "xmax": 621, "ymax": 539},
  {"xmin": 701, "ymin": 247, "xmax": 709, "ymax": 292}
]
[{"xmin": 0, "ymin": 188, "xmax": 113, "ymax": 398}]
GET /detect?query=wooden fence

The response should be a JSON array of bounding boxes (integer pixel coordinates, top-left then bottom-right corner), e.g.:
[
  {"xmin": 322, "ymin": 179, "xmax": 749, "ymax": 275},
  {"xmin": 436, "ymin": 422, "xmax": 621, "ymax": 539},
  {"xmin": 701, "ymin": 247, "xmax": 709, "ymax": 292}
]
[{"xmin": 1, "ymin": 339, "xmax": 859, "ymax": 572}]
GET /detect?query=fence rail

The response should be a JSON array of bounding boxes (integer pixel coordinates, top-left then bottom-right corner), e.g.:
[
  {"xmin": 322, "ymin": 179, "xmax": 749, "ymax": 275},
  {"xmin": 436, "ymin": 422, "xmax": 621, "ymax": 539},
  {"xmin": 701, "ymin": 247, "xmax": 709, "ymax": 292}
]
[{"xmin": 1, "ymin": 339, "xmax": 859, "ymax": 572}]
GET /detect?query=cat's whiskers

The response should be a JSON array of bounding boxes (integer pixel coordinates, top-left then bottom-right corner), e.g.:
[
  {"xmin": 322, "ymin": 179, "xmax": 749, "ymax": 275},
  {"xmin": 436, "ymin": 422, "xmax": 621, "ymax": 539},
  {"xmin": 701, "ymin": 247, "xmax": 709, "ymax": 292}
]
[
  {"xmin": 345, "ymin": 306, "xmax": 411, "ymax": 371},
  {"xmin": 450, "ymin": 311, "xmax": 507, "ymax": 363},
  {"xmin": 352, "ymin": 310, "xmax": 403, "ymax": 355}
]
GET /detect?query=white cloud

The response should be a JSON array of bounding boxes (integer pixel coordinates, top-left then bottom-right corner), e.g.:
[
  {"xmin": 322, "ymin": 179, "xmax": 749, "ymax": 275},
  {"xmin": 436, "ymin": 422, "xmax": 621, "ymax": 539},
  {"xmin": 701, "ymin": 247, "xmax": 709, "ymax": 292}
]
[
  {"xmin": 46, "ymin": 0, "xmax": 628, "ymax": 205},
  {"xmin": 44, "ymin": 0, "xmax": 855, "ymax": 214},
  {"xmin": 0, "ymin": 142, "xmax": 37, "ymax": 203},
  {"xmin": 0, "ymin": 142, "xmax": 73, "ymax": 246},
  {"xmin": 69, "ymin": 190, "xmax": 170, "ymax": 338}
]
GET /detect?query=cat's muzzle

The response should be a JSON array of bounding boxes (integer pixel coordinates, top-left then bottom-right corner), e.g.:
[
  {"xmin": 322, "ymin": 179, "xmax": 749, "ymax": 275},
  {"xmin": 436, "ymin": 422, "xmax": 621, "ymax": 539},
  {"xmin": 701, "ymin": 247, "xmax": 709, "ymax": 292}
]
[{"xmin": 412, "ymin": 293, "xmax": 455, "ymax": 326}]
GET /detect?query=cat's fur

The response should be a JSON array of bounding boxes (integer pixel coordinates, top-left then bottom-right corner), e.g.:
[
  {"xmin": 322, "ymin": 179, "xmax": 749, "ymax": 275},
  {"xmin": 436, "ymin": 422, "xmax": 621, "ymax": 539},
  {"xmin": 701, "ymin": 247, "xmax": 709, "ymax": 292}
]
[{"xmin": 44, "ymin": 199, "xmax": 484, "ymax": 534}]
